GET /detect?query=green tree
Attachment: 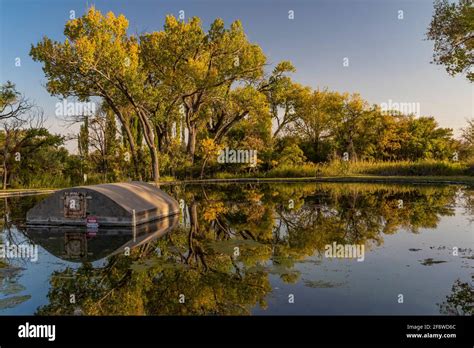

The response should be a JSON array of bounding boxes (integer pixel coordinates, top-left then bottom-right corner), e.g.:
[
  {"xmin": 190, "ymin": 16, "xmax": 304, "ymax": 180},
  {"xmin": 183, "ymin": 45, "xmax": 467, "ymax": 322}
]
[
  {"xmin": 1, "ymin": 127, "xmax": 64, "ymax": 189},
  {"xmin": 261, "ymin": 61, "xmax": 305, "ymax": 138},
  {"xmin": 0, "ymin": 82, "xmax": 63, "ymax": 189},
  {"xmin": 401, "ymin": 116, "xmax": 455, "ymax": 160},
  {"xmin": 459, "ymin": 118, "xmax": 474, "ymax": 159},
  {"xmin": 293, "ymin": 89, "xmax": 344, "ymax": 162},
  {"xmin": 427, "ymin": 0, "xmax": 474, "ymax": 81},
  {"xmin": 140, "ymin": 16, "xmax": 267, "ymax": 163},
  {"xmin": 0, "ymin": 81, "xmax": 34, "ymax": 121},
  {"xmin": 332, "ymin": 93, "xmax": 375, "ymax": 161},
  {"xmin": 30, "ymin": 8, "xmax": 157, "ymax": 180}
]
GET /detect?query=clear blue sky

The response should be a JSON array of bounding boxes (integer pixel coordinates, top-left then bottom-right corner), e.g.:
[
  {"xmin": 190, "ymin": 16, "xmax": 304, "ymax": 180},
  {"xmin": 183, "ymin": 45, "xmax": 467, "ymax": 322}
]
[{"xmin": 1, "ymin": 0, "xmax": 472, "ymax": 148}]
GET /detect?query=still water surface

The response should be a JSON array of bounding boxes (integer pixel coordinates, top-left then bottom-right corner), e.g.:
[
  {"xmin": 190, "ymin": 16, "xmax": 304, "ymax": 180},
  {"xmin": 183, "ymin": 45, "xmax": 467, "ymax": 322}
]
[{"xmin": 0, "ymin": 183, "xmax": 472, "ymax": 315}]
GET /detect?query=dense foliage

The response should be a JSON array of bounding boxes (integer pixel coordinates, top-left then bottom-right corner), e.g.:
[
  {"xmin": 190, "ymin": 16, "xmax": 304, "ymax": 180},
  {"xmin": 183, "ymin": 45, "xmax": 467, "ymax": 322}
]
[{"xmin": 1, "ymin": 4, "xmax": 473, "ymax": 188}]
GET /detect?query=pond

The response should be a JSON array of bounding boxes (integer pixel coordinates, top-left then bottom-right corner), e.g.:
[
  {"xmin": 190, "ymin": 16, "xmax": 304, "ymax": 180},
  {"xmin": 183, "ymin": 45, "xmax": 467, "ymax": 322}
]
[{"xmin": 0, "ymin": 182, "xmax": 472, "ymax": 315}]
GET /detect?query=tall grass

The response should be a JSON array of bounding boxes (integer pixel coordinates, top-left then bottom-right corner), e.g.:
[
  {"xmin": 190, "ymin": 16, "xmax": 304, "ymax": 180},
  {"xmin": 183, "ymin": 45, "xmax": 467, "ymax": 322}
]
[
  {"xmin": 337, "ymin": 160, "xmax": 471, "ymax": 176},
  {"xmin": 6, "ymin": 160, "xmax": 473, "ymax": 188},
  {"xmin": 264, "ymin": 164, "xmax": 319, "ymax": 178},
  {"xmin": 262, "ymin": 160, "xmax": 474, "ymax": 178},
  {"xmin": 9, "ymin": 176, "xmax": 74, "ymax": 189}
]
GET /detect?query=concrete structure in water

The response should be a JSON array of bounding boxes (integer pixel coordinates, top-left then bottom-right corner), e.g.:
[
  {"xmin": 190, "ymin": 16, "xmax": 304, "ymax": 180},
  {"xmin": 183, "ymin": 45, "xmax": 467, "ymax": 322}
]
[{"xmin": 26, "ymin": 182, "xmax": 179, "ymax": 227}]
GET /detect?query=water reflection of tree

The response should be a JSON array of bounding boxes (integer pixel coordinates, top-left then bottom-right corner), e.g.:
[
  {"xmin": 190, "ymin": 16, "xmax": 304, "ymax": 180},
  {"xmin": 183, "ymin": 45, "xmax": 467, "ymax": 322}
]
[
  {"xmin": 437, "ymin": 278, "xmax": 473, "ymax": 316},
  {"xmin": 271, "ymin": 184, "xmax": 457, "ymax": 261},
  {"xmin": 1, "ymin": 196, "xmax": 42, "ymax": 265},
  {"xmin": 36, "ymin": 183, "xmax": 461, "ymax": 315},
  {"xmin": 0, "ymin": 196, "xmax": 44, "ymax": 309},
  {"xmin": 36, "ymin": 232, "xmax": 272, "ymax": 315},
  {"xmin": 460, "ymin": 188, "xmax": 474, "ymax": 223}
]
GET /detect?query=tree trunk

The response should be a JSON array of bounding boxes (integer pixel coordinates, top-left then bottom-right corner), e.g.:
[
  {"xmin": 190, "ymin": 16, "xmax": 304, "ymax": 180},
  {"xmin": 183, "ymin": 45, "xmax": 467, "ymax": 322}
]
[
  {"xmin": 190, "ymin": 201, "xmax": 199, "ymax": 233},
  {"xmin": 122, "ymin": 125, "xmax": 141, "ymax": 181},
  {"xmin": 187, "ymin": 125, "xmax": 197, "ymax": 164},
  {"xmin": 2, "ymin": 129, "xmax": 9, "ymax": 190},
  {"xmin": 132, "ymin": 108, "xmax": 160, "ymax": 182},
  {"xmin": 2, "ymin": 157, "xmax": 8, "ymax": 190},
  {"xmin": 200, "ymin": 157, "xmax": 208, "ymax": 179},
  {"xmin": 348, "ymin": 138, "xmax": 357, "ymax": 162},
  {"xmin": 150, "ymin": 146, "xmax": 160, "ymax": 183},
  {"xmin": 101, "ymin": 96, "xmax": 141, "ymax": 180},
  {"xmin": 314, "ymin": 137, "xmax": 320, "ymax": 162}
]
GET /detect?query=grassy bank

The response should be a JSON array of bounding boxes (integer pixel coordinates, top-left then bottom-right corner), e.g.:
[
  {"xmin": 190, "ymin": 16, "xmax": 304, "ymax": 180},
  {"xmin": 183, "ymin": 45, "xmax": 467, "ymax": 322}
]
[
  {"xmin": 214, "ymin": 160, "xmax": 474, "ymax": 179},
  {"xmin": 2, "ymin": 161, "xmax": 474, "ymax": 192},
  {"xmin": 1, "ymin": 175, "xmax": 473, "ymax": 196},
  {"xmin": 176, "ymin": 175, "xmax": 474, "ymax": 186}
]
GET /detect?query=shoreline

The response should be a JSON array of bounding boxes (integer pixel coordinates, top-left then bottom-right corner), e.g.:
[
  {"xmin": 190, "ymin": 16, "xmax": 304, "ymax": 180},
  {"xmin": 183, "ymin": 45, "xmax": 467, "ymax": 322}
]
[
  {"xmin": 160, "ymin": 175, "xmax": 474, "ymax": 186},
  {"xmin": 1, "ymin": 175, "xmax": 473, "ymax": 198}
]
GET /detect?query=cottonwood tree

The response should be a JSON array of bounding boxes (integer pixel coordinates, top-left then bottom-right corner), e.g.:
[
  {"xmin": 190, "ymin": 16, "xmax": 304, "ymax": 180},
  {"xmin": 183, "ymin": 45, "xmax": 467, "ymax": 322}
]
[
  {"xmin": 292, "ymin": 89, "xmax": 344, "ymax": 162},
  {"xmin": 140, "ymin": 16, "xmax": 267, "ymax": 163},
  {"xmin": 461, "ymin": 118, "xmax": 474, "ymax": 148},
  {"xmin": 0, "ymin": 81, "xmax": 34, "ymax": 121},
  {"xmin": 0, "ymin": 109, "xmax": 62, "ymax": 189},
  {"xmin": 261, "ymin": 61, "xmax": 307, "ymax": 138},
  {"xmin": 1, "ymin": 83, "xmax": 72, "ymax": 189},
  {"xmin": 197, "ymin": 85, "xmax": 270, "ymax": 175},
  {"xmin": 458, "ymin": 118, "xmax": 474, "ymax": 160},
  {"xmin": 329, "ymin": 93, "xmax": 374, "ymax": 161},
  {"xmin": 401, "ymin": 116, "xmax": 455, "ymax": 160},
  {"xmin": 30, "ymin": 8, "xmax": 157, "ymax": 180},
  {"xmin": 31, "ymin": 8, "xmax": 273, "ymax": 178},
  {"xmin": 427, "ymin": 0, "xmax": 474, "ymax": 81},
  {"xmin": 207, "ymin": 85, "xmax": 269, "ymax": 144},
  {"xmin": 0, "ymin": 82, "xmax": 59, "ymax": 189}
]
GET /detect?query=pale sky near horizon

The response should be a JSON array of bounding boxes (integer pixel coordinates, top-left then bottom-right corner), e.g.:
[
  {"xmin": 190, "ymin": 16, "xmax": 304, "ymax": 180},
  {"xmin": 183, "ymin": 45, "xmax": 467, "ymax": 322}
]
[{"xmin": 1, "ymin": 0, "xmax": 472, "ymax": 152}]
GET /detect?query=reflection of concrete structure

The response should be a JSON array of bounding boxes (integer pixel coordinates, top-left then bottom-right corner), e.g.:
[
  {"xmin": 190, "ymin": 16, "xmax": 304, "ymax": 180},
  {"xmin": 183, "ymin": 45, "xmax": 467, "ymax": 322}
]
[
  {"xmin": 26, "ymin": 215, "xmax": 179, "ymax": 262},
  {"xmin": 64, "ymin": 232, "xmax": 88, "ymax": 259},
  {"xmin": 26, "ymin": 182, "xmax": 179, "ymax": 226}
]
